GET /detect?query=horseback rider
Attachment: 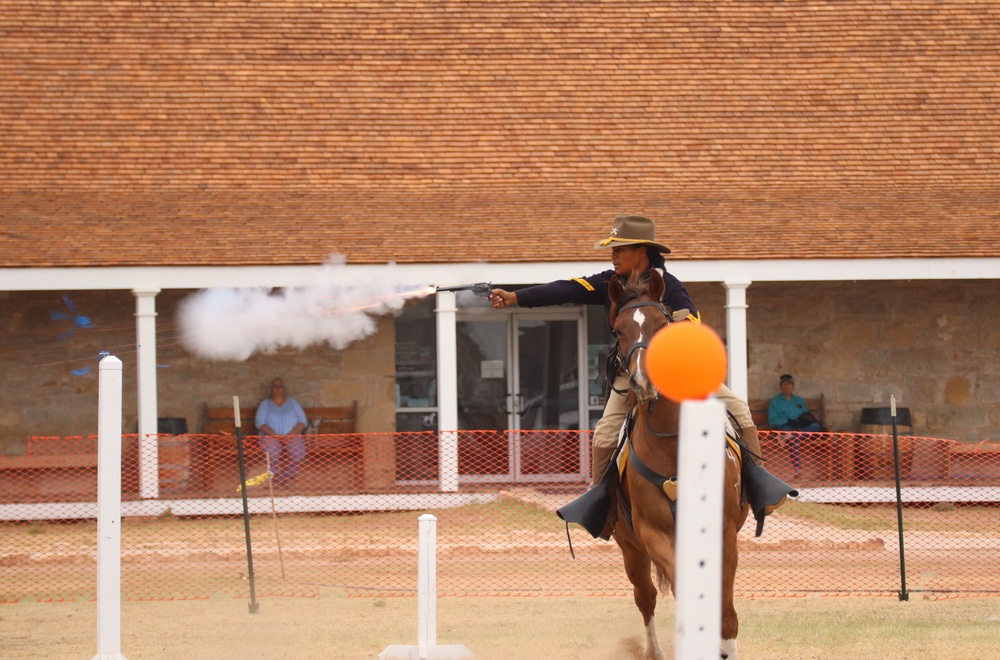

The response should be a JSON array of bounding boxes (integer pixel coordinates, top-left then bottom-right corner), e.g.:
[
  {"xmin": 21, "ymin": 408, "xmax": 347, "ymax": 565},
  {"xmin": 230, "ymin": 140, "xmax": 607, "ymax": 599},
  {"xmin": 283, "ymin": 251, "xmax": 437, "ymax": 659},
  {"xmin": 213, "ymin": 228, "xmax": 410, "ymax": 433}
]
[{"xmin": 489, "ymin": 214, "xmax": 766, "ymax": 489}]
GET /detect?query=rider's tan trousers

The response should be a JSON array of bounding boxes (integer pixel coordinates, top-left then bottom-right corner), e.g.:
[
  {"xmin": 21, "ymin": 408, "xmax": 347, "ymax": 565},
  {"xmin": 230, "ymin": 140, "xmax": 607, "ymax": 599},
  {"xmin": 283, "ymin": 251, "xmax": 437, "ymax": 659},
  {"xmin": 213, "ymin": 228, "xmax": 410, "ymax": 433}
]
[{"xmin": 590, "ymin": 373, "xmax": 754, "ymax": 482}]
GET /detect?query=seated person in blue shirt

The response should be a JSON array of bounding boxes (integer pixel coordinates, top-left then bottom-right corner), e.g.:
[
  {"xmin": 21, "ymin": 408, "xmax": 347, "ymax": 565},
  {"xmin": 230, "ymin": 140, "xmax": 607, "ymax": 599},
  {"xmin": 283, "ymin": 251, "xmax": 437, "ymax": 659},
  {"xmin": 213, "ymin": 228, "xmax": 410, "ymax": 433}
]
[
  {"xmin": 768, "ymin": 374, "xmax": 822, "ymax": 476},
  {"xmin": 255, "ymin": 377, "xmax": 309, "ymax": 487}
]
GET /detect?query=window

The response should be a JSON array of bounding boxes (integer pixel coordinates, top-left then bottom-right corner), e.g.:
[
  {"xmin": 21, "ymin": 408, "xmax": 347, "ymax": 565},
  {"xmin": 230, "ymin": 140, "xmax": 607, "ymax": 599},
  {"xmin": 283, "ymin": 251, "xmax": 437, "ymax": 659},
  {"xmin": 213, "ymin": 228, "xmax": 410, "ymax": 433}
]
[{"xmin": 395, "ymin": 297, "xmax": 437, "ymax": 431}]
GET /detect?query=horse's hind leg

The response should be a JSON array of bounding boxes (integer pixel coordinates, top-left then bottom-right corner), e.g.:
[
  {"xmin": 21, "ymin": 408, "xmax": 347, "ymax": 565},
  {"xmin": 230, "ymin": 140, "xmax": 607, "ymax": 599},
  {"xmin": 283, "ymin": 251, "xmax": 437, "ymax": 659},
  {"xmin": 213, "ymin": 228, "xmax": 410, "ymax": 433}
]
[{"xmin": 618, "ymin": 539, "xmax": 665, "ymax": 660}]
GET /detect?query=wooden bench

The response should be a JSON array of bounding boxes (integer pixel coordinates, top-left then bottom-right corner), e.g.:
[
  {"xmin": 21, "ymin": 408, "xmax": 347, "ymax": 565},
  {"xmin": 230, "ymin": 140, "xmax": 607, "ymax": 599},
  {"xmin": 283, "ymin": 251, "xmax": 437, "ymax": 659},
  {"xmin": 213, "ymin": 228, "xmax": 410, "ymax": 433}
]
[
  {"xmin": 749, "ymin": 395, "xmax": 837, "ymax": 479},
  {"xmin": 749, "ymin": 395, "xmax": 826, "ymax": 431},
  {"xmin": 946, "ymin": 441, "xmax": 1000, "ymax": 481},
  {"xmin": 0, "ymin": 453, "xmax": 99, "ymax": 470},
  {"xmin": 198, "ymin": 402, "xmax": 363, "ymax": 492},
  {"xmin": 0, "ymin": 436, "xmax": 139, "ymax": 501},
  {"xmin": 202, "ymin": 402, "xmax": 359, "ymax": 438},
  {"xmin": 0, "ymin": 436, "xmax": 129, "ymax": 471}
]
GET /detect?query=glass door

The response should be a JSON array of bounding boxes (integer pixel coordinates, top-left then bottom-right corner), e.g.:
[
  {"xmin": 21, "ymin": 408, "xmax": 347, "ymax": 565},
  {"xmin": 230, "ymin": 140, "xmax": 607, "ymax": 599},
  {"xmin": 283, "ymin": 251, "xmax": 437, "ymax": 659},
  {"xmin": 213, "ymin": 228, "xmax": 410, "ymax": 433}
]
[
  {"xmin": 455, "ymin": 319, "xmax": 511, "ymax": 480},
  {"xmin": 455, "ymin": 309, "xmax": 586, "ymax": 483},
  {"xmin": 513, "ymin": 315, "xmax": 585, "ymax": 482}
]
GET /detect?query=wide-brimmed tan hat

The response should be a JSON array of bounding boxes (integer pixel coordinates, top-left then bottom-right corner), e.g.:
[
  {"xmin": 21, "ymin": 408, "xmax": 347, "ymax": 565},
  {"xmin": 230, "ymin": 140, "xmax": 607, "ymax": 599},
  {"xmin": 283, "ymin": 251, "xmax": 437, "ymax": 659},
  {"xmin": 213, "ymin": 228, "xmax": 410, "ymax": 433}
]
[{"xmin": 593, "ymin": 214, "xmax": 671, "ymax": 254}]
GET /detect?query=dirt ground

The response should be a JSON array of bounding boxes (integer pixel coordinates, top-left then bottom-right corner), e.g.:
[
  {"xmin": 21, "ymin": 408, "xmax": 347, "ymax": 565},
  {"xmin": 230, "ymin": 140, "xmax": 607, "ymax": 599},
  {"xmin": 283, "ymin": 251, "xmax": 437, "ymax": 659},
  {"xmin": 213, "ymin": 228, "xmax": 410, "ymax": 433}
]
[
  {"xmin": 2, "ymin": 489, "xmax": 998, "ymax": 658},
  {"xmin": 1, "ymin": 591, "xmax": 997, "ymax": 659}
]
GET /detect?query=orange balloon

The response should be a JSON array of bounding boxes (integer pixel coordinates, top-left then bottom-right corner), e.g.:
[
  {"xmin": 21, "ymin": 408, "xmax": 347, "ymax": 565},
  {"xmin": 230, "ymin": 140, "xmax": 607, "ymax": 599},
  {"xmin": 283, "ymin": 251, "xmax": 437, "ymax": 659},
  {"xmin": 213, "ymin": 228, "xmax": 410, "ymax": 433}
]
[{"xmin": 644, "ymin": 322, "xmax": 728, "ymax": 402}]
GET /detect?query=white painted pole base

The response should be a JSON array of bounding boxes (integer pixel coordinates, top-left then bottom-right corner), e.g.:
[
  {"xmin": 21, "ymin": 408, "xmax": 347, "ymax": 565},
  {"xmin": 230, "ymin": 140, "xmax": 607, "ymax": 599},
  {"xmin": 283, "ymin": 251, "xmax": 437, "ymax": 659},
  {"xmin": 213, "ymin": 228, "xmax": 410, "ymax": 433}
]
[
  {"xmin": 674, "ymin": 397, "xmax": 725, "ymax": 660},
  {"xmin": 93, "ymin": 355, "xmax": 129, "ymax": 660},
  {"xmin": 379, "ymin": 645, "xmax": 474, "ymax": 660},
  {"xmin": 380, "ymin": 515, "xmax": 472, "ymax": 660}
]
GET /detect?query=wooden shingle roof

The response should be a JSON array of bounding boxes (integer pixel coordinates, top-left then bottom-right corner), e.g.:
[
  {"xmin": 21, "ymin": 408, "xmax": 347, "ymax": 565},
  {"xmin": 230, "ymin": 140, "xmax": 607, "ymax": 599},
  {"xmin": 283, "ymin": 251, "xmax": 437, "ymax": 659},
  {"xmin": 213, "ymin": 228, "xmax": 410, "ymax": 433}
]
[{"xmin": 2, "ymin": 1, "xmax": 998, "ymax": 267}]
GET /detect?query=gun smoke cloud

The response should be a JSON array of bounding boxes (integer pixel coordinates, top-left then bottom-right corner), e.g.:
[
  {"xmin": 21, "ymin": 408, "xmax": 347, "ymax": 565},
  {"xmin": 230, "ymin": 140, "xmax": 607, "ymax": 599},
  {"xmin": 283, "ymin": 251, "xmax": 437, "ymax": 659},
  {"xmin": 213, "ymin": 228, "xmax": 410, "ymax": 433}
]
[{"xmin": 178, "ymin": 256, "xmax": 435, "ymax": 361}]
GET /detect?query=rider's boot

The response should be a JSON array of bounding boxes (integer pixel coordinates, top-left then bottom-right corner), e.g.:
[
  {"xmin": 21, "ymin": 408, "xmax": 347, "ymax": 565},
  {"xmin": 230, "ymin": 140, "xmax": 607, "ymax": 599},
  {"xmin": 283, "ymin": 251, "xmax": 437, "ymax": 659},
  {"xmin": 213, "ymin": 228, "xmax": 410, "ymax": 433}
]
[
  {"xmin": 743, "ymin": 425, "xmax": 763, "ymax": 466},
  {"xmin": 740, "ymin": 425, "xmax": 798, "ymax": 536},
  {"xmin": 557, "ymin": 443, "xmax": 619, "ymax": 540},
  {"xmin": 591, "ymin": 443, "xmax": 617, "ymax": 484},
  {"xmin": 591, "ymin": 443, "xmax": 618, "ymax": 540}
]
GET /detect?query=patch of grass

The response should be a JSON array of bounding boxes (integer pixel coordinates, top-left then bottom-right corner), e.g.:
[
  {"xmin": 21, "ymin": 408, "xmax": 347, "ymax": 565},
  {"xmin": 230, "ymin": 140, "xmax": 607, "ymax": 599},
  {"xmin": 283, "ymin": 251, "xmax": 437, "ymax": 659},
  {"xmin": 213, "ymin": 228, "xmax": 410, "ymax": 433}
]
[
  {"xmin": 780, "ymin": 500, "xmax": 1000, "ymax": 534},
  {"xmin": 25, "ymin": 521, "xmax": 47, "ymax": 535},
  {"xmin": 779, "ymin": 500, "xmax": 896, "ymax": 531}
]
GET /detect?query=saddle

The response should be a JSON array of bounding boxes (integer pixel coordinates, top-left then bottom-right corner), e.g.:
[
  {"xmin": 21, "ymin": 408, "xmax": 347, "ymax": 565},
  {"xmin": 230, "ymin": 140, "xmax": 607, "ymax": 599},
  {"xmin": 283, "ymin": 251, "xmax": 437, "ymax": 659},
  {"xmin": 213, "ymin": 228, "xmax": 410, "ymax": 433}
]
[{"xmin": 557, "ymin": 413, "xmax": 798, "ymax": 549}]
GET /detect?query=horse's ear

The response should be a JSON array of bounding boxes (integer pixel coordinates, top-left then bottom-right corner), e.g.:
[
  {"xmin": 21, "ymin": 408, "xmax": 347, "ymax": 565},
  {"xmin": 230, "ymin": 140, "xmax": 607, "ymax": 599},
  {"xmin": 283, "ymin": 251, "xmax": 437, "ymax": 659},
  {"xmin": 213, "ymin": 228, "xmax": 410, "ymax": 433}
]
[
  {"xmin": 608, "ymin": 276, "xmax": 625, "ymax": 321},
  {"xmin": 648, "ymin": 269, "xmax": 665, "ymax": 301}
]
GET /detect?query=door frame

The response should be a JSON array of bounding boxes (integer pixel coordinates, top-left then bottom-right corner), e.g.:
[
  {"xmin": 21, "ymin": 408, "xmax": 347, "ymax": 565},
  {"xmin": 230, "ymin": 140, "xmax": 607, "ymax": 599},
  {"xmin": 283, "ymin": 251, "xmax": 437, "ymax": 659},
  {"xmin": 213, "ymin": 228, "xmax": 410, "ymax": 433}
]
[{"xmin": 455, "ymin": 306, "xmax": 590, "ymax": 484}]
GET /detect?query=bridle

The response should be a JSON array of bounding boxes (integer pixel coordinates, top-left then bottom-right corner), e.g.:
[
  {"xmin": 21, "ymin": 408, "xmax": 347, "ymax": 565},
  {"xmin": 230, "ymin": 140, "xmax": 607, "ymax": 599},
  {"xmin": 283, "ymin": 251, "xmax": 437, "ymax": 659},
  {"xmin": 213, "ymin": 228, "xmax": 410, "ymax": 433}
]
[
  {"xmin": 613, "ymin": 299, "xmax": 673, "ymax": 382},
  {"xmin": 612, "ymin": 299, "xmax": 679, "ymax": 438}
]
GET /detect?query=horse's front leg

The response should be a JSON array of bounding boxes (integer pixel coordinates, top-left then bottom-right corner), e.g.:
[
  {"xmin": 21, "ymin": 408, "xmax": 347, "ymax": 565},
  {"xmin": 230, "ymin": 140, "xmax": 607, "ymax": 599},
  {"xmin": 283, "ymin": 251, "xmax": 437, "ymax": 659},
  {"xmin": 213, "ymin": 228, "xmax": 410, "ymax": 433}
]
[
  {"xmin": 616, "ymin": 534, "xmax": 665, "ymax": 660},
  {"xmin": 720, "ymin": 518, "xmax": 742, "ymax": 659}
]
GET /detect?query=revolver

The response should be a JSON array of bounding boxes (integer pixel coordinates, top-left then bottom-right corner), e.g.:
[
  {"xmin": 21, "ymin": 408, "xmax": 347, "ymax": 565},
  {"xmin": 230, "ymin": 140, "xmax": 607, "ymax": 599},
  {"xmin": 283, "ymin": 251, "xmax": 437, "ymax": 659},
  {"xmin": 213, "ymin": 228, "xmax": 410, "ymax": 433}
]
[{"xmin": 435, "ymin": 282, "xmax": 492, "ymax": 299}]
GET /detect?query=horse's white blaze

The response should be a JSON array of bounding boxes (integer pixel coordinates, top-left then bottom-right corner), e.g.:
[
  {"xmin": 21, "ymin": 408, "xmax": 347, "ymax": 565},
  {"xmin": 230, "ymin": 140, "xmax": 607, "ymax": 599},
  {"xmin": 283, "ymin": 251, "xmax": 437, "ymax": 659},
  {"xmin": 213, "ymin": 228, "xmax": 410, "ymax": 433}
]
[
  {"xmin": 644, "ymin": 616, "xmax": 665, "ymax": 660},
  {"xmin": 721, "ymin": 638, "xmax": 738, "ymax": 658},
  {"xmin": 630, "ymin": 307, "xmax": 652, "ymax": 389}
]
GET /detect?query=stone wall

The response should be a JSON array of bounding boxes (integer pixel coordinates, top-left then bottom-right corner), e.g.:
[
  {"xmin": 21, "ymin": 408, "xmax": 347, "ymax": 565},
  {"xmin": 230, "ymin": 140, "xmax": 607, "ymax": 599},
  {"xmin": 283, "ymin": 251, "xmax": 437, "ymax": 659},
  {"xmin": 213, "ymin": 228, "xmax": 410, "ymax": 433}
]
[
  {"xmin": 688, "ymin": 279, "xmax": 1000, "ymax": 441},
  {"xmin": 1, "ymin": 279, "xmax": 997, "ymax": 453},
  {"xmin": 0, "ymin": 289, "xmax": 396, "ymax": 454}
]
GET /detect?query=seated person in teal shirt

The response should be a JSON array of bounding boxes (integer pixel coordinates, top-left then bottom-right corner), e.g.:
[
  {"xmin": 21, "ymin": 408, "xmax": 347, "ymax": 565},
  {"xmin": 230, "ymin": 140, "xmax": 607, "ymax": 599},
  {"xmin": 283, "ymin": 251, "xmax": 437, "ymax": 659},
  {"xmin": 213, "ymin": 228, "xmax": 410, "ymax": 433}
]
[{"xmin": 768, "ymin": 374, "xmax": 822, "ymax": 477}]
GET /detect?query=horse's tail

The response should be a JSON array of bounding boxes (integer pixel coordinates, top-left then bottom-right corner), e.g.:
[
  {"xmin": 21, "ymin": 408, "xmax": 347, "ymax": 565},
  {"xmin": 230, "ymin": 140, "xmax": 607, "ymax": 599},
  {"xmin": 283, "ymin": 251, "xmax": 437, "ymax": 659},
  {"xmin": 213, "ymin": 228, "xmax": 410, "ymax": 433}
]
[{"xmin": 654, "ymin": 566, "xmax": 673, "ymax": 596}]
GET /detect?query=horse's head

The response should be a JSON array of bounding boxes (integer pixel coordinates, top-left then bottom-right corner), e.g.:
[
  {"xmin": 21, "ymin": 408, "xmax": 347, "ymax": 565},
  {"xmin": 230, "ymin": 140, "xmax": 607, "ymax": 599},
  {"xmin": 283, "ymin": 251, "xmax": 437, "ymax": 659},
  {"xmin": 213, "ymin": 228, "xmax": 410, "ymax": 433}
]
[{"xmin": 609, "ymin": 270, "xmax": 672, "ymax": 402}]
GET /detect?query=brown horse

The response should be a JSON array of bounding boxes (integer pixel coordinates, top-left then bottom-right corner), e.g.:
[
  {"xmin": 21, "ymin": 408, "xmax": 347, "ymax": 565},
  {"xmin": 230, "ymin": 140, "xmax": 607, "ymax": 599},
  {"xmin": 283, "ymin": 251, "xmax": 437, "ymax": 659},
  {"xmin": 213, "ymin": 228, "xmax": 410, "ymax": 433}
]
[{"xmin": 609, "ymin": 270, "xmax": 750, "ymax": 660}]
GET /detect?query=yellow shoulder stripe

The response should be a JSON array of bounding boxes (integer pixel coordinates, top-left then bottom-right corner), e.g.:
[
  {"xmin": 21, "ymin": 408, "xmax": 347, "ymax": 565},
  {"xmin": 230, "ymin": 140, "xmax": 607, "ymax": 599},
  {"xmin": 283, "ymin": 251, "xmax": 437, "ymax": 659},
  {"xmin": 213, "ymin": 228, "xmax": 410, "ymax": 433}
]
[{"xmin": 571, "ymin": 277, "xmax": 595, "ymax": 292}]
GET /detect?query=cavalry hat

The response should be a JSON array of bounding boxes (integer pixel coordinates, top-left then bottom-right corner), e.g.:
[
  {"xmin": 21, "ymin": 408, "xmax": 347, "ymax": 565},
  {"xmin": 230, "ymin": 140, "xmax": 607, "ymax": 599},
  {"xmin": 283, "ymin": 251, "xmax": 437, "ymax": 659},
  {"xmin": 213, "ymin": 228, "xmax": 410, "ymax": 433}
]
[{"xmin": 594, "ymin": 214, "xmax": 671, "ymax": 254}]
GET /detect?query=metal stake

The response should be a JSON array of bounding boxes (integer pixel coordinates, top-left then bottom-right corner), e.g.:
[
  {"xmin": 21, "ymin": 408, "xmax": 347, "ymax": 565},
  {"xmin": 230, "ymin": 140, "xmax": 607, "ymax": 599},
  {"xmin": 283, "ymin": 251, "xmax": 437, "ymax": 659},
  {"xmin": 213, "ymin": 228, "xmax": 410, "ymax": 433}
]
[
  {"xmin": 890, "ymin": 394, "xmax": 909, "ymax": 601},
  {"xmin": 234, "ymin": 396, "xmax": 260, "ymax": 614}
]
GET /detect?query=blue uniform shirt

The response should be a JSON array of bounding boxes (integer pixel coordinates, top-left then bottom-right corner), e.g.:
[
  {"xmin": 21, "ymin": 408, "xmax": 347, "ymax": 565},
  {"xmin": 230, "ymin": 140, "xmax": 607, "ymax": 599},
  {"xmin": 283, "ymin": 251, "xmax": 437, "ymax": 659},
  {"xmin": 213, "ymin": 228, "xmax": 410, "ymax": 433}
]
[{"xmin": 514, "ymin": 267, "xmax": 699, "ymax": 328}]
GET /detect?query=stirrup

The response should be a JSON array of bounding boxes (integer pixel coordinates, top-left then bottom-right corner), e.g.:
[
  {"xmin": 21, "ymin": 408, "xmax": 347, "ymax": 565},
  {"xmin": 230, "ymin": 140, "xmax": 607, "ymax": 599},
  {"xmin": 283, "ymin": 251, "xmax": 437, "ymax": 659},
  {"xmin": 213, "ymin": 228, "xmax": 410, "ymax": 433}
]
[
  {"xmin": 557, "ymin": 482, "xmax": 612, "ymax": 540},
  {"xmin": 743, "ymin": 463, "xmax": 798, "ymax": 537}
]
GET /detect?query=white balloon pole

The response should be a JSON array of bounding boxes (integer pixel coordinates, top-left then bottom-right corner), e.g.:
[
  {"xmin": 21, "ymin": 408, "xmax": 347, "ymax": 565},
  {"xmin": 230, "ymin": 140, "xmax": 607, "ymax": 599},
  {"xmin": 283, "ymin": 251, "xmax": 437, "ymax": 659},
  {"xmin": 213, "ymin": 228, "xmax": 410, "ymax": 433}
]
[
  {"xmin": 674, "ymin": 397, "xmax": 726, "ymax": 660},
  {"xmin": 93, "ymin": 355, "xmax": 129, "ymax": 660}
]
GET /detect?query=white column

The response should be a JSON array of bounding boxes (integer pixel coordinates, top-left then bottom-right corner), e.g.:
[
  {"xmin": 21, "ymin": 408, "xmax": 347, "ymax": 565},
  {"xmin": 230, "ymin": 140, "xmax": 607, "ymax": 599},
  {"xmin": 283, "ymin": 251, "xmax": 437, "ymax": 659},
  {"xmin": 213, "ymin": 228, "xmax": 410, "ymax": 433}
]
[
  {"xmin": 434, "ymin": 292, "xmax": 460, "ymax": 492},
  {"xmin": 722, "ymin": 281, "xmax": 750, "ymax": 401},
  {"xmin": 93, "ymin": 355, "xmax": 128, "ymax": 660},
  {"xmin": 133, "ymin": 288, "xmax": 160, "ymax": 499}
]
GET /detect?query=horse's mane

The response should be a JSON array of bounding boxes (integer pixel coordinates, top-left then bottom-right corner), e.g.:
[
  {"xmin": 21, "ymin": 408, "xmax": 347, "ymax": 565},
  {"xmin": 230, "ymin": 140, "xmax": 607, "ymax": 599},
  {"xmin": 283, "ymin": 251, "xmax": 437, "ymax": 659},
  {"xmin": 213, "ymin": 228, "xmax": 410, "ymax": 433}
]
[{"xmin": 612, "ymin": 273, "xmax": 648, "ymax": 313}]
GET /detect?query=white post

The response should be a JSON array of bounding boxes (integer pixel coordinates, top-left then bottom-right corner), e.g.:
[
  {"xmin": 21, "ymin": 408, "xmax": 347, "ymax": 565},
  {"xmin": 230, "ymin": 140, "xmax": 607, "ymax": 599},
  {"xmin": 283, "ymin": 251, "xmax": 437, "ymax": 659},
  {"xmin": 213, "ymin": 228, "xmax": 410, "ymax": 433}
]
[
  {"xmin": 133, "ymin": 288, "xmax": 160, "ymax": 499},
  {"xmin": 93, "ymin": 355, "xmax": 128, "ymax": 660},
  {"xmin": 722, "ymin": 281, "xmax": 750, "ymax": 401},
  {"xmin": 674, "ymin": 397, "xmax": 725, "ymax": 660},
  {"xmin": 379, "ymin": 516, "xmax": 472, "ymax": 660},
  {"xmin": 438, "ymin": 431, "xmax": 460, "ymax": 494},
  {"xmin": 435, "ymin": 292, "xmax": 460, "ymax": 492},
  {"xmin": 417, "ymin": 513, "xmax": 437, "ymax": 654}
]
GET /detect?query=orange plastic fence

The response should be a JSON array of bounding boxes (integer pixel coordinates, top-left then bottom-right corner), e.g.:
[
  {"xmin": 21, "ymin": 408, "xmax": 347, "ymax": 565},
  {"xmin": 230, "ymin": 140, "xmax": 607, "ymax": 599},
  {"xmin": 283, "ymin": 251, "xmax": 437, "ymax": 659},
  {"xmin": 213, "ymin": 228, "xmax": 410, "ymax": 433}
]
[{"xmin": 1, "ymin": 430, "xmax": 998, "ymax": 603}]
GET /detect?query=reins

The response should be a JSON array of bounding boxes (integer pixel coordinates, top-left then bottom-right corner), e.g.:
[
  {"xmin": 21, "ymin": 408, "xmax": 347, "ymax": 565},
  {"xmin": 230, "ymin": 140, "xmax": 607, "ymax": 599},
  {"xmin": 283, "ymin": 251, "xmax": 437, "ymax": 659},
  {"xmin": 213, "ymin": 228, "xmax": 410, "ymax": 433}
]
[
  {"xmin": 612, "ymin": 299, "xmax": 679, "ymax": 437},
  {"xmin": 643, "ymin": 398, "xmax": 679, "ymax": 438},
  {"xmin": 614, "ymin": 300, "xmax": 672, "ymax": 374}
]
